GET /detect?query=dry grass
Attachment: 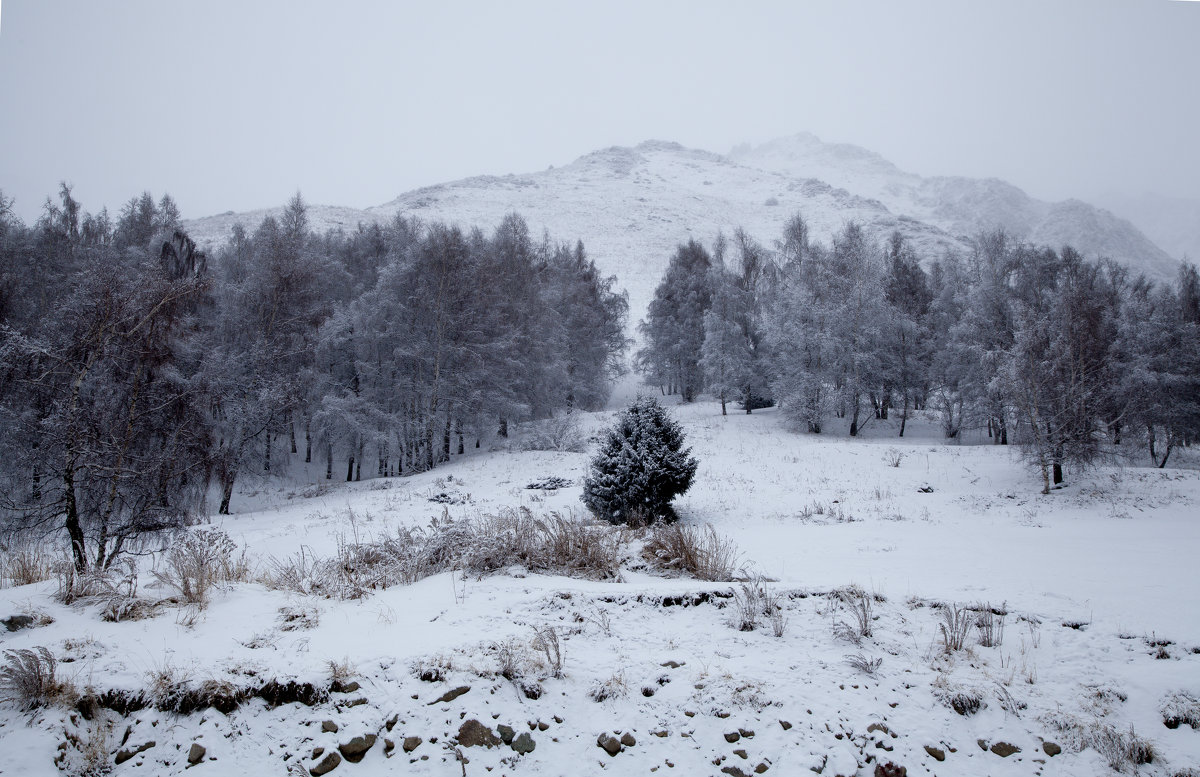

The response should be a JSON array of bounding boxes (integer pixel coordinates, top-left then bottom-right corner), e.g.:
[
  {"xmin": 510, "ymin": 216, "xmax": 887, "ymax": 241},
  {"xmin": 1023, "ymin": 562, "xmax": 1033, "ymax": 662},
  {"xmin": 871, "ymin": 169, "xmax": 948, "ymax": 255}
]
[
  {"xmin": 152, "ymin": 528, "xmax": 249, "ymax": 606},
  {"xmin": 642, "ymin": 523, "xmax": 741, "ymax": 581},
  {"xmin": 1, "ymin": 646, "xmax": 75, "ymax": 710},
  {"xmin": 1041, "ymin": 711, "xmax": 1158, "ymax": 772},
  {"xmin": 0, "ymin": 535, "xmax": 59, "ymax": 588},
  {"xmin": 832, "ymin": 587, "xmax": 874, "ymax": 645},
  {"xmin": 938, "ymin": 603, "xmax": 973, "ymax": 653},
  {"xmin": 1161, "ymin": 690, "xmax": 1200, "ymax": 730}
]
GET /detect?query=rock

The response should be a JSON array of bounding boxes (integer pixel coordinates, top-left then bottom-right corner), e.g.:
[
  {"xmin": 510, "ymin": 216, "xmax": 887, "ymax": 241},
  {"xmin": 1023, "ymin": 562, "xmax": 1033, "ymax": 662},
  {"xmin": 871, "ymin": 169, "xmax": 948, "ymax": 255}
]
[
  {"xmin": 977, "ymin": 739, "xmax": 989, "ymax": 751},
  {"xmin": 867, "ymin": 723, "xmax": 890, "ymax": 736},
  {"xmin": 553, "ymin": 716, "xmax": 563, "ymax": 724},
  {"xmin": 755, "ymin": 763, "xmax": 769, "ymax": 774},
  {"xmin": 779, "ymin": 720, "xmax": 792, "ymax": 730},
  {"xmin": 497, "ymin": 725, "xmax": 515, "ymax": 744},
  {"xmin": 652, "ymin": 730, "xmax": 669, "ymax": 738},
  {"xmin": 321, "ymin": 721, "xmax": 338, "ymax": 733},
  {"xmin": 338, "ymin": 734, "xmax": 376, "ymax": 763},
  {"xmin": 187, "ymin": 743, "xmax": 205, "ymax": 765},
  {"xmin": 874, "ymin": 763, "xmax": 906, "ymax": 777},
  {"xmin": 402, "ymin": 736, "xmax": 422, "ymax": 753},
  {"xmin": 456, "ymin": 720, "xmax": 500, "ymax": 748},
  {"xmin": 990, "ymin": 742, "xmax": 1020, "ymax": 757},
  {"xmin": 342, "ymin": 697, "xmax": 367, "ymax": 708},
  {"xmin": 312, "ymin": 747, "xmax": 324, "ymax": 758},
  {"xmin": 511, "ymin": 732, "xmax": 536, "ymax": 755},
  {"xmin": 1042, "ymin": 741, "xmax": 1061, "ymax": 757},
  {"xmin": 115, "ymin": 741, "xmax": 155, "ymax": 765},
  {"xmin": 725, "ymin": 731, "xmax": 741, "ymax": 743},
  {"xmin": 310, "ymin": 751, "xmax": 341, "ymax": 775},
  {"xmin": 537, "ymin": 720, "xmax": 549, "ymax": 731},
  {"xmin": 739, "ymin": 728, "xmax": 755, "ymax": 738},
  {"xmin": 620, "ymin": 732, "xmax": 636, "ymax": 747},
  {"xmin": 923, "ymin": 745, "xmax": 945, "ymax": 761},
  {"xmin": 332, "ymin": 680, "xmax": 360, "ymax": 694},
  {"xmin": 385, "ymin": 714, "xmax": 398, "ymax": 731},
  {"xmin": 383, "ymin": 739, "xmax": 394, "ymax": 753},
  {"xmin": 721, "ymin": 767, "xmax": 749, "ymax": 777},
  {"xmin": 661, "ymin": 660, "xmax": 684, "ymax": 668},
  {"xmin": 429, "ymin": 685, "xmax": 470, "ymax": 705},
  {"xmin": 597, "ymin": 733, "xmax": 622, "ymax": 756},
  {"xmin": 2, "ymin": 615, "xmax": 34, "ymax": 632},
  {"xmin": 734, "ymin": 749, "xmax": 748, "ymax": 759}
]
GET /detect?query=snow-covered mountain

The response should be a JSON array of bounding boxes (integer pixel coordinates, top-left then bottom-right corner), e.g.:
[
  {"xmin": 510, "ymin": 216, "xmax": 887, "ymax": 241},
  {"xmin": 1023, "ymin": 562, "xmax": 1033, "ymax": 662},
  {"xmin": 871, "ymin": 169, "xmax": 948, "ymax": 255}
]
[
  {"xmin": 184, "ymin": 134, "xmax": 1183, "ymax": 319},
  {"xmin": 1093, "ymin": 191, "xmax": 1200, "ymax": 268}
]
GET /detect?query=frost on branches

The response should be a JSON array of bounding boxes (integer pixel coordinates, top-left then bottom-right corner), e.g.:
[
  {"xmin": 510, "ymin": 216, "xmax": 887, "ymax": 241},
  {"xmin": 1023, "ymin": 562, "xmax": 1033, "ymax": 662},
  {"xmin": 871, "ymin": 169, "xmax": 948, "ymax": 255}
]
[{"xmin": 581, "ymin": 396, "xmax": 698, "ymax": 524}]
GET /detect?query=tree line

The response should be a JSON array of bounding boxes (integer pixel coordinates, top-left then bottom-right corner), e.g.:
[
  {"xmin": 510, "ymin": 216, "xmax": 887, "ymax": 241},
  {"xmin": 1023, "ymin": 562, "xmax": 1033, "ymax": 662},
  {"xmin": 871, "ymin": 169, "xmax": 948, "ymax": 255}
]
[
  {"xmin": 638, "ymin": 216, "xmax": 1200, "ymax": 493},
  {"xmin": 0, "ymin": 186, "xmax": 628, "ymax": 570}
]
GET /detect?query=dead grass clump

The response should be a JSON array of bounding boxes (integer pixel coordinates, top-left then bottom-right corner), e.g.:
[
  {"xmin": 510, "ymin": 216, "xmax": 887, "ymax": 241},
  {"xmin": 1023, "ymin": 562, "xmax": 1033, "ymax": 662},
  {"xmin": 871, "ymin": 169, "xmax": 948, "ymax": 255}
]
[
  {"xmin": 832, "ymin": 587, "xmax": 875, "ymax": 644},
  {"xmin": 1161, "ymin": 690, "xmax": 1200, "ymax": 730},
  {"xmin": 153, "ymin": 528, "xmax": 247, "ymax": 606},
  {"xmin": 1, "ymin": 647, "xmax": 75, "ymax": 710},
  {"xmin": 938, "ymin": 603, "xmax": 973, "ymax": 653},
  {"xmin": 974, "ymin": 602, "xmax": 1007, "ymax": 648},
  {"xmin": 931, "ymin": 675, "xmax": 983, "ymax": 716},
  {"xmin": 0, "ymin": 536, "xmax": 59, "ymax": 588},
  {"xmin": 642, "ymin": 523, "xmax": 740, "ymax": 581},
  {"xmin": 588, "ymin": 670, "xmax": 628, "ymax": 702},
  {"xmin": 1042, "ymin": 712, "xmax": 1158, "ymax": 772},
  {"xmin": 845, "ymin": 653, "xmax": 883, "ymax": 675}
]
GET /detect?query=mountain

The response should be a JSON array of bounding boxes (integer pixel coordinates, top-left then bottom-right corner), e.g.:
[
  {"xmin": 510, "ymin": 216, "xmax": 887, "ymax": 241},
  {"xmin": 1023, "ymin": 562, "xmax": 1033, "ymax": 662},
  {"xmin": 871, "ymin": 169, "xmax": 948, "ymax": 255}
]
[
  {"xmin": 729, "ymin": 133, "xmax": 1182, "ymax": 280},
  {"xmin": 184, "ymin": 134, "xmax": 1182, "ymax": 319},
  {"xmin": 1092, "ymin": 192, "xmax": 1200, "ymax": 269}
]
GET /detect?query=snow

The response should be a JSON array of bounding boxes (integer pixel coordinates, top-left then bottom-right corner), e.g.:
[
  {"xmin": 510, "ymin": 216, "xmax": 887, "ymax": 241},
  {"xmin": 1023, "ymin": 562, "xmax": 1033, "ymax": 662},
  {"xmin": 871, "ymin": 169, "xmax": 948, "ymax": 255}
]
[
  {"xmin": 2, "ymin": 399, "xmax": 1198, "ymax": 776},
  {"xmin": 182, "ymin": 134, "xmax": 1179, "ymax": 329}
]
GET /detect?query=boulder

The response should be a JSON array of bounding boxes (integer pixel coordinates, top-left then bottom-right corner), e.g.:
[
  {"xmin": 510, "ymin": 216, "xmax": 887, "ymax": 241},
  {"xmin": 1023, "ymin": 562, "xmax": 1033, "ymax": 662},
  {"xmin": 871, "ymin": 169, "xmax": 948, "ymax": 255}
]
[
  {"xmin": 338, "ymin": 734, "xmax": 376, "ymax": 763},
  {"xmin": 187, "ymin": 743, "xmax": 205, "ymax": 765},
  {"xmin": 511, "ymin": 732, "xmax": 536, "ymax": 755},
  {"xmin": 310, "ymin": 751, "xmax": 341, "ymax": 775}
]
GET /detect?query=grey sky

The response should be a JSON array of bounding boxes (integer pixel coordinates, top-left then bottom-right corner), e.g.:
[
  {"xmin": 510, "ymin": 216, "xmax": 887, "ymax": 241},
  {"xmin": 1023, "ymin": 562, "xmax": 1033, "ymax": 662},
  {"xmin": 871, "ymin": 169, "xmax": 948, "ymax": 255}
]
[{"xmin": 1, "ymin": 0, "xmax": 1197, "ymax": 223}]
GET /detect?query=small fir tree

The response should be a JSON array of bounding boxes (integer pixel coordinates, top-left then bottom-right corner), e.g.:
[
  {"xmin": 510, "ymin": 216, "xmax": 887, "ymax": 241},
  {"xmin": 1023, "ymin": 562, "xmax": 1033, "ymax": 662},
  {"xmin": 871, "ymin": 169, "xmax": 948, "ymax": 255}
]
[{"xmin": 581, "ymin": 396, "xmax": 698, "ymax": 523}]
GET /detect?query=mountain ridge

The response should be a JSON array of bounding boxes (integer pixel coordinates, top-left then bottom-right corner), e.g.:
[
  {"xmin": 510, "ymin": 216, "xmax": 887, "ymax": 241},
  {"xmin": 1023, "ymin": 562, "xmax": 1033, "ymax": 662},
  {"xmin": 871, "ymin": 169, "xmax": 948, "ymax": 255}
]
[{"xmin": 184, "ymin": 134, "xmax": 1183, "ymax": 318}]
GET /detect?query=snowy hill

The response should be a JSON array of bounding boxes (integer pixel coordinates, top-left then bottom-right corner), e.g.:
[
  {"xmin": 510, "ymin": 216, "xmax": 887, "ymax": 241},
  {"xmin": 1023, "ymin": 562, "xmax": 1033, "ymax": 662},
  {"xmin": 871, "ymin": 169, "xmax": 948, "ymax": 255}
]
[{"xmin": 184, "ymin": 134, "xmax": 1183, "ymax": 319}]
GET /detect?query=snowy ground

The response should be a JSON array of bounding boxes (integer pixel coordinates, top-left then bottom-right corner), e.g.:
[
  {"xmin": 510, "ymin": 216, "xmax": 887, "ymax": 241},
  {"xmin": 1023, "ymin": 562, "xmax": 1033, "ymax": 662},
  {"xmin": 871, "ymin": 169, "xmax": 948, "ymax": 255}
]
[{"xmin": 2, "ymin": 400, "xmax": 1199, "ymax": 776}]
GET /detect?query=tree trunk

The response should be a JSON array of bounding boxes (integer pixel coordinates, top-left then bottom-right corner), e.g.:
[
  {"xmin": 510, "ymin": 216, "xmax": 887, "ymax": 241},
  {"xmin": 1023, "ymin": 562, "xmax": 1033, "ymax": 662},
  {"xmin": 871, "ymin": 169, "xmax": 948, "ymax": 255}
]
[
  {"xmin": 326, "ymin": 442, "xmax": 333, "ymax": 480},
  {"xmin": 63, "ymin": 463, "xmax": 87, "ymax": 573},
  {"xmin": 1052, "ymin": 462, "xmax": 1063, "ymax": 485},
  {"xmin": 899, "ymin": 393, "xmax": 910, "ymax": 438},
  {"xmin": 849, "ymin": 392, "xmax": 861, "ymax": 437},
  {"xmin": 305, "ymin": 420, "xmax": 312, "ymax": 463},
  {"xmin": 720, "ymin": 396, "xmax": 727, "ymax": 416},
  {"xmin": 498, "ymin": 418, "xmax": 508, "ymax": 438},
  {"xmin": 264, "ymin": 429, "xmax": 271, "ymax": 473},
  {"xmin": 346, "ymin": 455, "xmax": 355, "ymax": 482},
  {"xmin": 219, "ymin": 474, "xmax": 235, "ymax": 515}
]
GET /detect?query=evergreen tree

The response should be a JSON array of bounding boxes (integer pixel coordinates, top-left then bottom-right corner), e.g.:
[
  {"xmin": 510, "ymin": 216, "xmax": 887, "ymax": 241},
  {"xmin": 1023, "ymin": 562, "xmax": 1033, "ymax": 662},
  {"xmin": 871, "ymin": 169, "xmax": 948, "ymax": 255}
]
[{"xmin": 581, "ymin": 396, "xmax": 698, "ymax": 524}]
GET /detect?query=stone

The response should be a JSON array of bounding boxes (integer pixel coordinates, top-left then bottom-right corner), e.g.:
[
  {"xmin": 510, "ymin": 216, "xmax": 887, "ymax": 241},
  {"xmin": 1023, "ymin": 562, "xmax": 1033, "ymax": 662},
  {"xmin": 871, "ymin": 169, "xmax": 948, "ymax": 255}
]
[
  {"xmin": 597, "ymin": 733, "xmax": 622, "ymax": 756},
  {"xmin": 456, "ymin": 720, "xmax": 500, "ymax": 748},
  {"xmin": 990, "ymin": 742, "xmax": 1020, "ymax": 757},
  {"xmin": 115, "ymin": 741, "xmax": 155, "ymax": 765},
  {"xmin": 923, "ymin": 745, "xmax": 945, "ymax": 762},
  {"xmin": 724, "ymin": 731, "xmax": 741, "ymax": 743},
  {"xmin": 385, "ymin": 714, "xmax": 398, "ymax": 731},
  {"xmin": 620, "ymin": 732, "xmax": 636, "ymax": 747},
  {"xmin": 383, "ymin": 739, "xmax": 394, "ymax": 753},
  {"xmin": 310, "ymin": 751, "xmax": 341, "ymax": 775},
  {"xmin": 187, "ymin": 743, "xmax": 205, "ymax": 765},
  {"xmin": 779, "ymin": 720, "xmax": 792, "ymax": 730},
  {"xmin": 739, "ymin": 728, "xmax": 755, "ymax": 739},
  {"xmin": 312, "ymin": 747, "xmax": 324, "ymax": 759},
  {"xmin": 1042, "ymin": 741, "xmax": 1061, "ymax": 757},
  {"xmin": 721, "ymin": 767, "xmax": 749, "ymax": 777},
  {"xmin": 338, "ymin": 734, "xmax": 376, "ymax": 763},
  {"xmin": 321, "ymin": 721, "xmax": 338, "ymax": 733},
  {"xmin": 661, "ymin": 660, "xmax": 684, "ymax": 668},
  {"xmin": 873, "ymin": 763, "xmax": 906, "ymax": 777},
  {"xmin": 497, "ymin": 725, "xmax": 515, "ymax": 744},
  {"xmin": 402, "ymin": 736, "xmax": 422, "ymax": 753},
  {"xmin": 652, "ymin": 730, "xmax": 669, "ymax": 738},
  {"xmin": 429, "ymin": 686, "xmax": 470, "ymax": 705},
  {"xmin": 2, "ymin": 615, "xmax": 34, "ymax": 632},
  {"xmin": 867, "ymin": 723, "xmax": 890, "ymax": 736},
  {"xmin": 511, "ymin": 732, "xmax": 536, "ymax": 755},
  {"xmin": 537, "ymin": 720, "xmax": 549, "ymax": 731},
  {"xmin": 734, "ymin": 749, "xmax": 748, "ymax": 759},
  {"xmin": 755, "ymin": 763, "xmax": 769, "ymax": 774},
  {"xmin": 977, "ymin": 739, "xmax": 989, "ymax": 751}
]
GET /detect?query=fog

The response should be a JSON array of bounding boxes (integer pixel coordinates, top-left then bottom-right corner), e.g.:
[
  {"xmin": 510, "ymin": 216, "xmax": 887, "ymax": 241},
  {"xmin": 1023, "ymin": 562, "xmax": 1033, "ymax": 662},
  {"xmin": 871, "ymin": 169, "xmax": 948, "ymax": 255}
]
[{"xmin": 1, "ymin": 0, "xmax": 1196, "ymax": 222}]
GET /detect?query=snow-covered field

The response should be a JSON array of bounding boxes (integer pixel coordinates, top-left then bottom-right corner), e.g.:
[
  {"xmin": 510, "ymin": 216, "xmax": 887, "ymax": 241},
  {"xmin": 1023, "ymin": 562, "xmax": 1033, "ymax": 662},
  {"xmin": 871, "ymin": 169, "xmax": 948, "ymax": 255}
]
[{"xmin": 3, "ymin": 401, "xmax": 1199, "ymax": 776}]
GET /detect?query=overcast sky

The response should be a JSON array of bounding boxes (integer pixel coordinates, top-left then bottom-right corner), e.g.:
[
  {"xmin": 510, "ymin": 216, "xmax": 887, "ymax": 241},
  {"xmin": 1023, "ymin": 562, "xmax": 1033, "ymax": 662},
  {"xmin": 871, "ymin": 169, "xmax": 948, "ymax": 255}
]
[{"xmin": 1, "ymin": 0, "xmax": 1197, "ymax": 223}]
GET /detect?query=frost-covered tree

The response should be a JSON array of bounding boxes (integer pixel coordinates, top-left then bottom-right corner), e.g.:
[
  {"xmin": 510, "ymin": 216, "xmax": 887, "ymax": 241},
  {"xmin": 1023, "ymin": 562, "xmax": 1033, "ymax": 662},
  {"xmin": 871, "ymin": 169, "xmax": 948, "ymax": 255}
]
[
  {"xmin": 581, "ymin": 396, "xmax": 698, "ymax": 524},
  {"xmin": 701, "ymin": 268, "xmax": 754, "ymax": 415},
  {"xmin": 638, "ymin": 240, "xmax": 714, "ymax": 401}
]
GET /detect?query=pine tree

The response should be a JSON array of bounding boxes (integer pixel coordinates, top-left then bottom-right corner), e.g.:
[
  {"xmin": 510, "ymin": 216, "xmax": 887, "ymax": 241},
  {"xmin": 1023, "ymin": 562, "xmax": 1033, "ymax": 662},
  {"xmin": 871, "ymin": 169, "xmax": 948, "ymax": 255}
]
[{"xmin": 581, "ymin": 396, "xmax": 698, "ymax": 524}]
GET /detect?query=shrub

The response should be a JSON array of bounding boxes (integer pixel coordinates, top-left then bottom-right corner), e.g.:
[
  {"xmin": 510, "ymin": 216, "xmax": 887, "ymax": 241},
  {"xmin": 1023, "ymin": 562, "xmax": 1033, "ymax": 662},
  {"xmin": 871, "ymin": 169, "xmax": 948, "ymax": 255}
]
[
  {"xmin": 938, "ymin": 603, "xmax": 973, "ymax": 653},
  {"xmin": 0, "ymin": 536, "xmax": 58, "ymax": 588},
  {"xmin": 581, "ymin": 396, "xmax": 698, "ymax": 524}
]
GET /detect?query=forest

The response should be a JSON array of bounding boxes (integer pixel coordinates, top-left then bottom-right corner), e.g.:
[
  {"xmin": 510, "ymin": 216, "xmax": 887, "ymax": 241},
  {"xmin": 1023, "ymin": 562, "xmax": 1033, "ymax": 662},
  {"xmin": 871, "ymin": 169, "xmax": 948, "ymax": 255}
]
[
  {"xmin": 0, "ymin": 187, "xmax": 629, "ymax": 572},
  {"xmin": 637, "ymin": 217, "xmax": 1200, "ymax": 494}
]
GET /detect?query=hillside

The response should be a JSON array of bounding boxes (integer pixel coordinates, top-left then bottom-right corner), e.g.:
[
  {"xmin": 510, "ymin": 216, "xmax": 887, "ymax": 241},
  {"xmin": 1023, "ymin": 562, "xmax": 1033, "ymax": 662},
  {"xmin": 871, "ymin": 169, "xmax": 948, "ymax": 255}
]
[{"xmin": 184, "ymin": 134, "xmax": 1182, "ymax": 320}]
